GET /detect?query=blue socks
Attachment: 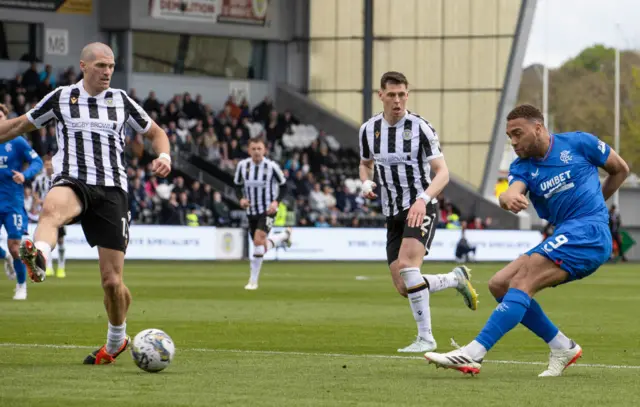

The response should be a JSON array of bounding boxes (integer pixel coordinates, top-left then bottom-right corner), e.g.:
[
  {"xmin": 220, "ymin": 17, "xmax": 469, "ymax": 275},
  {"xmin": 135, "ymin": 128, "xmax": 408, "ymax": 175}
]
[
  {"xmin": 476, "ymin": 288, "xmax": 531, "ymax": 351},
  {"xmin": 14, "ymin": 258, "xmax": 26, "ymax": 284},
  {"xmin": 496, "ymin": 295, "xmax": 559, "ymax": 343}
]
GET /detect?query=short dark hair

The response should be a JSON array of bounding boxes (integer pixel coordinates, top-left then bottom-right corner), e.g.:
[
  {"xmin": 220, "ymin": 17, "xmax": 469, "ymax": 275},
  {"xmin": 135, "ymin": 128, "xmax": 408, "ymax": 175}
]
[
  {"xmin": 380, "ymin": 71, "xmax": 408, "ymax": 89},
  {"xmin": 0, "ymin": 103, "xmax": 8, "ymax": 116},
  {"xmin": 507, "ymin": 104, "xmax": 544, "ymax": 124},
  {"xmin": 248, "ymin": 136, "xmax": 266, "ymax": 146}
]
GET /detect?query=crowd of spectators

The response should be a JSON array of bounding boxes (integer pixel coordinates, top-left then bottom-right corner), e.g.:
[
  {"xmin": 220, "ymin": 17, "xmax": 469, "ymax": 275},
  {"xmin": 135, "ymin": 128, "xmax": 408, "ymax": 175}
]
[{"xmin": 0, "ymin": 63, "xmax": 493, "ymax": 229}]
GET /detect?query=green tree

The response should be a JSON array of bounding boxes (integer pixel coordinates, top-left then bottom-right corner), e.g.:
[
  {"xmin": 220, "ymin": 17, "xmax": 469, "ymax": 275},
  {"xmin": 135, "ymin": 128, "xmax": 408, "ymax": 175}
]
[{"xmin": 517, "ymin": 45, "xmax": 640, "ymax": 171}]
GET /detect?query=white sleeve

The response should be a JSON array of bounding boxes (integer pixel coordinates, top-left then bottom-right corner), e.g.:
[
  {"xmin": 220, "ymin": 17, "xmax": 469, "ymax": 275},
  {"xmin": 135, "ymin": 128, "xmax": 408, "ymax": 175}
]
[
  {"xmin": 121, "ymin": 91, "xmax": 152, "ymax": 133},
  {"xmin": 26, "ymin": 88, "xmax": 62, "ymax": 129},
  {"xmin": 271, "ymin": 162, "xmax": 286, "ymax": 185},
  {"xmin": 359, "ymin": 122, "xmax": 371, "ymax": 160},
  {"xmin": 419, "ymin": 120, "xmax": 443, "ymax": 161}
]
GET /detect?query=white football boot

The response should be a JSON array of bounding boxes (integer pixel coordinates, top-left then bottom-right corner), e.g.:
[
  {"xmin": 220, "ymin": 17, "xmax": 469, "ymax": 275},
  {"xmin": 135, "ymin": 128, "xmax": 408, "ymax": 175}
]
[
  {"xmin": 283, "ymin": 227, "xmax": 293, "ymax": 249},
  {"xmin": 397, "ymin": 336, "xmax": 437, "ymax": 353},
  {"xmin": 244, "ymin": 281, "xmax": 259, "ymax": 290},
  {"xmin": 4, "ymin": 252, "xmax": 15, "ymax": 280},
  {"xmin": 425, "ymin": 347, "xmax": 483, "ymax": 375},
  {"xmin": 538, "ymin": 341, "xmax": 582, "ymax": 377},
  {"xmin": 13, "ymin": 284, "xmax": 27, "ymax": 300}
]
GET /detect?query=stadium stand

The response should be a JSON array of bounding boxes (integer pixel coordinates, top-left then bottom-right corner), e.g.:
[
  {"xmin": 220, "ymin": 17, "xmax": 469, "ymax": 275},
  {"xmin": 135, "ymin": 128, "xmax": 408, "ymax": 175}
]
[{"xmin": 0, "ymin": 66, "xmax": 495, "ymax": 230}]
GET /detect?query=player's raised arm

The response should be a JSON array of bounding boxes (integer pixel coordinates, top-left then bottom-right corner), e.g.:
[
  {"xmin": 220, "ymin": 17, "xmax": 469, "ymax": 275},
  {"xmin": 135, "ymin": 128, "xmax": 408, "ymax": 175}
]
[
  {"xmin": 143, "ymin": 121, "xmax": 172, "ymax": 178},
  {"xmin": 234, "ymin": 160, "xmax": 250, "ymax": 209},
  {"xmin": 17, "ymin": 137, "xmax": 43, "ymax": 182},
  {"xmin": 122, "ymin": 92, "xmax": 171, "ymax": 178},
  {"xmin": 498, "ymin": 180, "xmax": 529, "ymax": 213},
  {"xmin": 0, "ymin": 88, "xmax": 63, "ymax": 143},
  {"xmin": 579, "ymin": 133, "xmax": 630, "ymax": 201},
  {"xmin": 0, "ymin": 114, "xmax": 37, "ymax": 144},
  {"xmin": 600, "ymin": 148, "xmax": 629, "ymax": 201},
  {"xmin": 358, "ymin": 122, "xmax": 377, "ymax": 199}
]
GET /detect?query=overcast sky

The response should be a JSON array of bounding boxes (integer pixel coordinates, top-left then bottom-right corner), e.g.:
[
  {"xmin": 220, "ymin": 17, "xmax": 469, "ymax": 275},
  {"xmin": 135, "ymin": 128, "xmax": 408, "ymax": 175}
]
[{"xmin": 522, "ymin": 0, "xmax": 640, "ymax": 68}]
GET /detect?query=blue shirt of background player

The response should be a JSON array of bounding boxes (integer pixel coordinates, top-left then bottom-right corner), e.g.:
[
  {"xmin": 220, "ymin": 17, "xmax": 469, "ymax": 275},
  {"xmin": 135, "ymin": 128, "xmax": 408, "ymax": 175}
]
[
  {"xmin": 507, "ymin": 131, "xmax": 610, "ymax": 226},
  {"xmin": 0, "ymin": 137, "xmax": 43, "ymax": 215}
]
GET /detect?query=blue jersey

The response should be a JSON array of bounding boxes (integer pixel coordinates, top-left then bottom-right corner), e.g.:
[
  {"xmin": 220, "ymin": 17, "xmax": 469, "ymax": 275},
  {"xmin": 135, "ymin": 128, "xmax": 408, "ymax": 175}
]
[
  {"xmin": 0, "ymin": 137, "xmax": 43, "ymax": 214},
  {"xmin": 508, "ymin": 132, "xmax": 610, "ymax": 227}
]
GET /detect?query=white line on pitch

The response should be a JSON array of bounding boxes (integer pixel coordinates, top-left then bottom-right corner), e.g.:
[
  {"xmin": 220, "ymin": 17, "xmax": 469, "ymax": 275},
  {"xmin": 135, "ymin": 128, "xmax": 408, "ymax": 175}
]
[{"xmin": 0, "ymin": 342, "xmax": 638, "ymax": 370}]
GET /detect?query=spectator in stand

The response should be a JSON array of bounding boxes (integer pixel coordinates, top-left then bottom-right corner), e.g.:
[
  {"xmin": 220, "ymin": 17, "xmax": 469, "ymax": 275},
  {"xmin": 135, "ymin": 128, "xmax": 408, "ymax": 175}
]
[
  {"xmin": 182, "ymin": 92, "xmax": 202, "ymax": 121},
  {"xmin": 315, "ymin": 215, "xmax": 330, "ymax": 227},
  {"xmin": 128, "ymin": 133, "xmax": 146, "ymax": 160},
  {"xmin": 216, "ymin": 105, "xmax": 234, "ymax": 130},
  {"xmin": 281, "ymin": 110, "xmax": 299, "ymax": 133},
  {"xmin": 252, "ymin": 96, "xmax": 274, "ymax": 124},
  {"xmin": 265, "ymin": 109, "xmax": 284, "ymax": 146},
  {"xmin": 178, "ymin": 191, "xmax": 190, "ymax": 224},
  {"xmin": 21, "ymin": 62, "xmax": 40, "ymax": 96},
  {"xmin": 322, "ymin": 185, "xmax": 336, "ymax": 212},
  {"xmin": 309, "ymin": 183, "xmax": 326, "ymax": 213},
  {"xmin": 239, "ymin": 98, "xmax": 251, "ymax": 119},
  {"xmin": 609, "ymin": 204, "xmax": 628, "ymax": 262},
  {"xmin": 335, "ymin": 183, "xmax": 357, "ymax": 213},
  {"xmin": 161, "ymin": 192, "xmax": 182, "ymax": 225},
  {"xmin": 145, "ymin": 175, "xmax": 158, "ymax": 198},
  {"xmin": 190, "ymin": 181, "xmax": 202, "ymax": 208},
  {"xmin": 128, "ymin": 88, "xmax": 140, "ymax": 104},
  {"xmin": 211, "ymin": 191, "xmax": 230, "ymax": 225},
  {"xmin": 467, "ymin": 217, "xmax": 484, "ymax": 230},
  {"xmin": 143, "ymin": 91, "xmax": 162, "ymax": 115},
  {"xmin": 39, "ymin": 65, "xmax": 56, "ymax": 88},
  {"xmin": 172, "ymin": 176, "xmax": 186, "ymax": 195},
  {"xmin": 284, "ymin": 152, "xmax": 301, "ymax": 173}
]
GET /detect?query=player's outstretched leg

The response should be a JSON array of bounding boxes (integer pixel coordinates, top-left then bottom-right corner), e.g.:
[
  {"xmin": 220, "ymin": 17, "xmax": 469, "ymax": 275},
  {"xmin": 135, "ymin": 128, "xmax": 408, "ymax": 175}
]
[
  {"xmin": 21, "ymin": 186, "xmax": 81, "ymax": 283},
  {"xmin": 489, "ymin": 256, "xmax": 582, "ymax": 376},
  {"xmin": 56, "ymin": 235, "xmax": 66, "ymax": 278},
  {"xmin": 245, "ymin": 227, "xmax": 292, "ymax": 290},
  {"xmin": 266, "ymin": 227, "xmax": 292, "ymax": 251},
  {"xmin": 8, "ymin": 240, "xmax": 27, "ymax": 300},
  {"xmin": 45, "ymin": 248, "xmax": 55, "ymax": 277},
  {"xmin": 1, "ymin": 245, "xmax": 15, "ymax": 280},
  {"xmin": 425, "ymin": 254, "xmax": 569, "ymax": 376},
  {"xmin": 84, "ymin": 248, "xmax": 131, "ymax": 365},
  {"xmin": 393, "ymin": 238, "xmax": 437, "ymax": 353},
  {"xmin": 246, "ymin": 244, "xmax": 264, "ymax": 290},
  {"xmin": 423, "ymin": 265, "xmax": 479, "ymax": 310}
]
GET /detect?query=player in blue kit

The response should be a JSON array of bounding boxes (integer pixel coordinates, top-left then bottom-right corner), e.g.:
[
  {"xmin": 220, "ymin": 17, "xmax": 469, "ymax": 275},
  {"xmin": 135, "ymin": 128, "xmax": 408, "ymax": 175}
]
[
  {"xmin": 0, "ymin": 103, "xmax": 43, "ymax": 300},
  {"xmin": 425, "ymin": 104, "xmax": 630, "ymax": 377}
]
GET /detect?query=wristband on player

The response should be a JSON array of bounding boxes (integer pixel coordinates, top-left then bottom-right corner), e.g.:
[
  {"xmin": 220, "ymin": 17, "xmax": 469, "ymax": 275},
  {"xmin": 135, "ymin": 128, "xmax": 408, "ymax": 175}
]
[
  {"xmin": 418, "ymin": 192, "xmax": 432, "ymax": 204},
  {"xmin": 361, "ymin": 180, "xmax": 374, "ymax": 195},
  {"xmin": 158, "ymin": 152, "xmax": 172, "ymax": 163}
]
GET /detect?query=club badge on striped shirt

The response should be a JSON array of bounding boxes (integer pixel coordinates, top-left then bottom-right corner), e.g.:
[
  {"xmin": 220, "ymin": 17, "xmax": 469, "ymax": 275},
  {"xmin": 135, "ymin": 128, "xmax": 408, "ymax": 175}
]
[{"xmin": 403, "ymin": 129, "xmax": 412, "ymax": 141}]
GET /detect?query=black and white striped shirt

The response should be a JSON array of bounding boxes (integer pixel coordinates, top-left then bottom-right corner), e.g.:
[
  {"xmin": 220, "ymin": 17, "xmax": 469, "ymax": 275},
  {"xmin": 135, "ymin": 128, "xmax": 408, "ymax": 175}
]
[
  {"xmin": 359, "ymin": 111, "xmax": 443, "ymax": 217},
  {"xmin": 234, "ymin": 157, "xmax": 286, "ymax": 216},
  {"xmin": 32, "ymin": 172, "xmax": 52, "ymax": 199},
  {"xmin": 26, "ymin": 80, "xmax": 151, "ymax": 192}
]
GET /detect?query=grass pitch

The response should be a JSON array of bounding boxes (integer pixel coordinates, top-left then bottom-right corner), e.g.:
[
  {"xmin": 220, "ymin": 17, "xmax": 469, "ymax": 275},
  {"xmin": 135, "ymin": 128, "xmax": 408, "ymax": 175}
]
[{"xmin": 0, "ymin": 260, "xmax": 639, "ymax": 406}]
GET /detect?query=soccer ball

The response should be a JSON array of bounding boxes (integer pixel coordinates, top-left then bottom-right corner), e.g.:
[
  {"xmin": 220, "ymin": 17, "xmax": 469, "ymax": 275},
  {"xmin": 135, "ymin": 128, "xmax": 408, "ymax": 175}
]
[{"xmin": 130, "ymin": 328, "xmax": 175, "ymax": 373}]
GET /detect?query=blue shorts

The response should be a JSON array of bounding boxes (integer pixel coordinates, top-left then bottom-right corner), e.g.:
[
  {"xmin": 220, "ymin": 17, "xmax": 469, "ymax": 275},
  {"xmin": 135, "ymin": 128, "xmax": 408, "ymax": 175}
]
[
  {"xmin": 0, "ymin": 210, "xmax": 28, "ymax": 240},
  {"xmin": 527, "ymin": 219, "xmax": 612, "ymax": 282}
]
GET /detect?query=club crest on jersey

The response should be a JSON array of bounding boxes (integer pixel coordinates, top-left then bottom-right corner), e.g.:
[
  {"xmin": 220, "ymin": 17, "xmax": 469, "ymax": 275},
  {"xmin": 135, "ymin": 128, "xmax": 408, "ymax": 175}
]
[
  {"xmin": 105, "ymin": 98, "xmax": 114, "ymax": 106},
  {"xmin": 71, "ymin": 97, "xmax": 78, "ymax": 104},
  {"xmin": 375, "ymin": 130, "xmax": 380, "ymax": 139},
  {"xmin": 560, "ymin": 150, "xmax": 572, "ymax": 164},
  {"xmin": 402, "ymin": 129, "xmax": 412, "ymax": 141},
  {"xmin": 4, "ymin": 144, "xmax": 11, "ymax": 152}
]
